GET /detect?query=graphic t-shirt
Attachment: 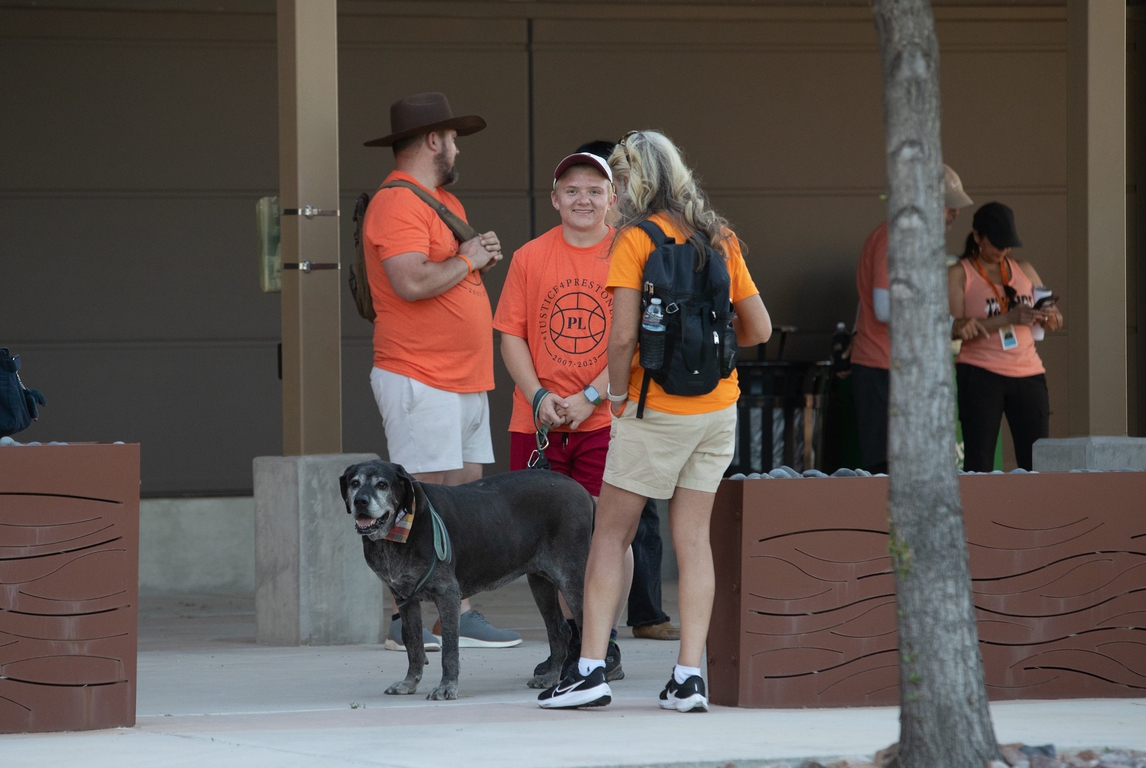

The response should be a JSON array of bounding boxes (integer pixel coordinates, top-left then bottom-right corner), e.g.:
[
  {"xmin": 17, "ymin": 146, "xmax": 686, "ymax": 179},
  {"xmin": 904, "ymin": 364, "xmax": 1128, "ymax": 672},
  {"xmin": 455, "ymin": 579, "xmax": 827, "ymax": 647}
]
[
  {"xmin": 606, "ymin": 213, "xmax": 760, "ymax": 416},
  {"xmin": 852, "ymin": 221, "xmax": 891, "ymax": 370},
  {"xmin": 493, "ymin": 226, "xmax": 614, "ymax": 433},
  {"xmin": 956, "ymin": 257, "xmax": 1045, "ymax": 378},
  {"xmin": 363, "ymin": 170, "xmax": 493, "ymax": 393}
]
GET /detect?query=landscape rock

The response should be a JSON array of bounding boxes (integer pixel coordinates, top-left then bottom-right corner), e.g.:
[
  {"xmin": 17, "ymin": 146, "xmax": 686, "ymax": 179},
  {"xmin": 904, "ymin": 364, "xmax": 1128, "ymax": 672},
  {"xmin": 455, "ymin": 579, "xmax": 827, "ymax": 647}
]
[
  {"xmin": 728, "ymin": 472, "xmax": 747, "ymax": 480},
  {"xmin": 832, "ymin": 468, "xmax": 858, "ymax": 477}
]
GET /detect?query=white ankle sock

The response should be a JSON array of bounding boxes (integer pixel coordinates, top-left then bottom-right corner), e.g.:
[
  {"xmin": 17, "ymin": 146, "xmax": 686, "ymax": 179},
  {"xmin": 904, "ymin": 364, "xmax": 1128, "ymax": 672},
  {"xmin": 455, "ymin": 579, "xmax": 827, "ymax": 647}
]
[
  {"xmin": 674, "ymin": 664, "xmax": 701, "ymax": 685},
  {"xmin": 578, "ymin": 657, "xmax": 605, "ymax": 677}
]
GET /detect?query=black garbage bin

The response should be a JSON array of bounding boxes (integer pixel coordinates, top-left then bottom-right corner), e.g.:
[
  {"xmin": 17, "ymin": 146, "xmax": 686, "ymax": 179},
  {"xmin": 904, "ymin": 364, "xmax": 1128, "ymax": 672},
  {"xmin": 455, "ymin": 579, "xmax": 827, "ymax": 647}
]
[{"xmin": 727, "ymin": 353, "xmax": 834, "ymax": 476}]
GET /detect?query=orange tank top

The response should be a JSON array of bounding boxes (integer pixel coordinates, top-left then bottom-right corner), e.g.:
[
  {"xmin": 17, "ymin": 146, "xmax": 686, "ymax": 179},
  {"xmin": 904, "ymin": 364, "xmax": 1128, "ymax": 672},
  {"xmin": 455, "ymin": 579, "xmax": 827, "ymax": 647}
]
[{"xmin": 955, "ymin": 257, "xmax": 1044, "ymax": 378}]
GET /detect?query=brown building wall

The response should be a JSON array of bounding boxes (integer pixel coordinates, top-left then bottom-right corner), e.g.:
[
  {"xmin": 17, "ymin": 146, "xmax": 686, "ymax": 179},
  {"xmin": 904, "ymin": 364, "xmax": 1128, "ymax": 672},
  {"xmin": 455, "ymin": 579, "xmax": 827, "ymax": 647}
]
[{"xmin": 0, "ymin": 2, "xmax": 1102, "ymax": 494}]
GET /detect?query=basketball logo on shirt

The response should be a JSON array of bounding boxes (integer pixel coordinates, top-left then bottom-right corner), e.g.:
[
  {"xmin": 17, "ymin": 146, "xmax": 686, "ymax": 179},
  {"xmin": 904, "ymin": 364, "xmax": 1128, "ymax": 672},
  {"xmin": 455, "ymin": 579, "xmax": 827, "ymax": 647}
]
[{"xmin": 550, "ymin": 291, "xmax": 607, "ymax": 355}]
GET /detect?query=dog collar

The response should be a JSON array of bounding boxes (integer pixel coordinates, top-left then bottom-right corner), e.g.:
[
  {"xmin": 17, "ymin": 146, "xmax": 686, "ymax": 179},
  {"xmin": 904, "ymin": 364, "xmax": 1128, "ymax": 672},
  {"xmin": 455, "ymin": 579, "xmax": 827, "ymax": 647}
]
[{"xmin": 383, "ymin": 496, "xmax": 415, "ymax": 544}]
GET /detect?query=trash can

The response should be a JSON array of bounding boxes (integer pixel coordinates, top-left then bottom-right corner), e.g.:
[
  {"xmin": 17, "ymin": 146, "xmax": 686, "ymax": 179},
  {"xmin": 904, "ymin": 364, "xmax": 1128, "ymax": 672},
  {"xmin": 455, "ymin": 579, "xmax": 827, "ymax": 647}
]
[{"xmin": 729, "ymin": 358, "xmax": 833, "ymax": 475}]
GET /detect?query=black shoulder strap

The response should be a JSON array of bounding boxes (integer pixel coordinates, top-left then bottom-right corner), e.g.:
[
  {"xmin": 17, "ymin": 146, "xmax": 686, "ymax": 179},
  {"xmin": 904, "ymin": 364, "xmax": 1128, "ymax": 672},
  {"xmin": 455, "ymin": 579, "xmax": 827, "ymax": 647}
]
[{"xmin": 637, "ymin": 220, "xmax": 674, "ymax": 247}]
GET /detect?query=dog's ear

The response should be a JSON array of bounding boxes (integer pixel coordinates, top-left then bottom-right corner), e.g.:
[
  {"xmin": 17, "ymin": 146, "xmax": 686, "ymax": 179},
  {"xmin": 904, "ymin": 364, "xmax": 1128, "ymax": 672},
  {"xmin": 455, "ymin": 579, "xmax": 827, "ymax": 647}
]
[
  {"xmin": 339, "ymin": 464, "xmax": 356, "ymax": 512},
  {"xmin": 395, "ymin": 464, "xmax": 418, "ymax": 514}
]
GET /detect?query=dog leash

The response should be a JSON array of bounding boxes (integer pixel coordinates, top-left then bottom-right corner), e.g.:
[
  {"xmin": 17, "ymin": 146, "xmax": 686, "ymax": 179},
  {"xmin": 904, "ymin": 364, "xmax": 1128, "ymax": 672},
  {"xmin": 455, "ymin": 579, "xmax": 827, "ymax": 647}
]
[
  {"xmin": 394, "ymin": 495, "xmax": 453, "ymax": 611},
  {"xmin": 528, "ymin": 387, "xmax": 552, "ymax": 470}
]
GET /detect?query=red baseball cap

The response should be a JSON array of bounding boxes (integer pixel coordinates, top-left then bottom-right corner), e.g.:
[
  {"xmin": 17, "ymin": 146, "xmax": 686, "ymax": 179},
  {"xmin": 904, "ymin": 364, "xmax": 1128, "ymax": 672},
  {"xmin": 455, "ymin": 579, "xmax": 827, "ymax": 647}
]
[{"xmin": 553, "ymin": 152, "xmax": 613, "ymax": 187}]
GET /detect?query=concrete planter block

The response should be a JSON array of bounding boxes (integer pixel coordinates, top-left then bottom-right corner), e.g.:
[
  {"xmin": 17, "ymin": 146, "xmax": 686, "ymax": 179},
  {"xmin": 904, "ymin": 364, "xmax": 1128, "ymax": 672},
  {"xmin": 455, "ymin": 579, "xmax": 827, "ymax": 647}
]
[
  {"xmin": 254, "ymin": 453, "xmax": 384, "ymax": 646},
  {"xmin": 1033, "ymin": 436, "xmax": 1146, "ymax": 471}
]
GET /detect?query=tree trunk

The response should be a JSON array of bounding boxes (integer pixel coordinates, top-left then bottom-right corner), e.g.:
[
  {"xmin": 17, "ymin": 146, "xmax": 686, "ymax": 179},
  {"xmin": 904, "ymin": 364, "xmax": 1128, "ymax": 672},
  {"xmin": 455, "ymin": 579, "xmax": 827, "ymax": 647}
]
[{"xmin": 871, "ymin": 2, "xmax": 1000, "ymax": 766}]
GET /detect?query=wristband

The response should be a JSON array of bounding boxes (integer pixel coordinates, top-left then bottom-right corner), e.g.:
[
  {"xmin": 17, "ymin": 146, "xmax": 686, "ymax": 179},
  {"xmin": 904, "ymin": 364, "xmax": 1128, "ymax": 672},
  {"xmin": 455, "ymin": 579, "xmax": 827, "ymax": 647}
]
[
  {"xmin": 606, "ymin": 383, "xmax": 628, "ymax": 402},
  {"xmin": 458, "ymin": 254, "xmax": 475, "ymax": 273}
]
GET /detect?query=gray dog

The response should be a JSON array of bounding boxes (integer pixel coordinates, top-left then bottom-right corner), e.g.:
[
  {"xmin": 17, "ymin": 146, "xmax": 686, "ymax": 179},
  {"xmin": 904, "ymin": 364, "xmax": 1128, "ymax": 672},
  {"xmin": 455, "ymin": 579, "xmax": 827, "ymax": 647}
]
[{"xmin": 339, "ymin": 460, "xmax": 593, "ymax": 700}]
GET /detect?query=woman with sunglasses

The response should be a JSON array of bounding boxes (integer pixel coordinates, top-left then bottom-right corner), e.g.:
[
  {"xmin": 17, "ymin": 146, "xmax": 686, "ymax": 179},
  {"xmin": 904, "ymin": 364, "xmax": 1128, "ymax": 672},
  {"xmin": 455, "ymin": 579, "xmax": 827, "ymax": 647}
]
[
  {"xmin": 537, "ymin": 130, "xmax": 772, "ymax": 712},
  {"xmin": 948, "ymin": 201, "xmax": 1063, "ymax": 472}
]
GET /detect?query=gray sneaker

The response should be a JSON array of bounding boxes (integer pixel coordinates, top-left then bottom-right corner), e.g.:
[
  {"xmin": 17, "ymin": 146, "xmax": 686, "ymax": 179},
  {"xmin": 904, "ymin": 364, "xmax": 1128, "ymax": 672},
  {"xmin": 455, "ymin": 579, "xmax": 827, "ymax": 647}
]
[
  {"xmin": 442, "ymin": 610, "xmax": 522, "ymax": 648},
  {"xmin": 384, "ymin": 615, "xmax": 441, "ymax": 652}
]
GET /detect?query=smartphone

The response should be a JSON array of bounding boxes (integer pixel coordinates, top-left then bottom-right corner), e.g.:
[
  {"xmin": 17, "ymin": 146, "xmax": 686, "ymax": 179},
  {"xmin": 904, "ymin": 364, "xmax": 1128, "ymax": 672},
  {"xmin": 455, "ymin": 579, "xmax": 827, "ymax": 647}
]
[{"xmin": 1033, "ymin": 294, "xmax": 1059, "ymax": 310}]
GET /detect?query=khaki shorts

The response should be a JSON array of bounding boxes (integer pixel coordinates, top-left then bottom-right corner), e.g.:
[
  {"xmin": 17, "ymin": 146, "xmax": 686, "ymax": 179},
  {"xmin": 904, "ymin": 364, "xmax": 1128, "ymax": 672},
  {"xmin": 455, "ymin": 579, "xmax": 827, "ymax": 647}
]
[
  {"xmin": 370, "ymin": 367, "xmax": 494, "ymax": 474},
  {"xmin": 602, "ymin": 402, "xmax": 736, "ymax": 499}
]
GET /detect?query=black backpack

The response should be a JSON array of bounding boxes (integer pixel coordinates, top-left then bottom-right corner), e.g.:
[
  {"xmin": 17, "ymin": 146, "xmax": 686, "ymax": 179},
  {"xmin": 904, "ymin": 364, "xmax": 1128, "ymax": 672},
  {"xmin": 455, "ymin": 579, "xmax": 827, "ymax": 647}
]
[
  {"xmin": 635, "ymin": 221, "xmax": 738, "ymax": 418},
  {"xmin": 1, "ymin": 348, "xmax": 46, "ymax": 437}
]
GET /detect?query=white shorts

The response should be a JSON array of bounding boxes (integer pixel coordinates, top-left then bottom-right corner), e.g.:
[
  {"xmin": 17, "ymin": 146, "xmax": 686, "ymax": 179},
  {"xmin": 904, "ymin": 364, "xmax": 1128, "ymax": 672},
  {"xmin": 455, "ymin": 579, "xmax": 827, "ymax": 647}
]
[{"xmin": 370, "ymin": 367, "xmax": 494, "ymax": 474}]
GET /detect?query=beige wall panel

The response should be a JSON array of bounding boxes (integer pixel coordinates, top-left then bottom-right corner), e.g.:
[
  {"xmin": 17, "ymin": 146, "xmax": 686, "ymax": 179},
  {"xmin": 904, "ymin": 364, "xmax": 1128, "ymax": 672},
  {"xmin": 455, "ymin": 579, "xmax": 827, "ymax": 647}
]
[
  {"xmin": 1, "ymin": 198, "xmax": 281, "ymax": 342},
  {"xmin": 16, "ymin": 343, "xmax": 281, "ymax": 495},
  {"xmin": 939, "ymin": 51, "xmax": 1067, "ymax": 189},
  {"xmin": 0, "ymin": 40, "xmax": 278, "ymax": 191}
]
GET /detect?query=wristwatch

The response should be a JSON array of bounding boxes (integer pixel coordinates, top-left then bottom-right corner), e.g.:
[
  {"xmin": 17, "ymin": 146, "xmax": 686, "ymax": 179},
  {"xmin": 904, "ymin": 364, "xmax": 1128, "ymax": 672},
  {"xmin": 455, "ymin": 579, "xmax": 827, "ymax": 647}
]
[{"xmin": 583, "ymin": 385, "xmax": 603, "ymax": 406}]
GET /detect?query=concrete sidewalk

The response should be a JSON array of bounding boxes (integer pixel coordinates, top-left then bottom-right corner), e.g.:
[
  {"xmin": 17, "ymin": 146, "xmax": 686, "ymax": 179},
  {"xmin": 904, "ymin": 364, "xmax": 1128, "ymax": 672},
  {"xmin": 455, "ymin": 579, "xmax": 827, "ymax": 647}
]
[{"xmin": 3, "ymin": 582, "xmax": 1144, "ymax": 768}]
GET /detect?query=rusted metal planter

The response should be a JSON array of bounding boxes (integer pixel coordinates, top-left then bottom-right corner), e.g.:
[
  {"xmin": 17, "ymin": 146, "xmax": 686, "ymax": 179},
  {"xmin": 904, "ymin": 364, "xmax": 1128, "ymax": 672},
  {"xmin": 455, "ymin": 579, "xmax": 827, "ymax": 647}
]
[
  {"xmin": 0, "ymin": 443, "xmax": 140, "ymax": 733},
  {"xmin": 708, "ymin": 473, "xmax": 1146, "ymax": 708}
]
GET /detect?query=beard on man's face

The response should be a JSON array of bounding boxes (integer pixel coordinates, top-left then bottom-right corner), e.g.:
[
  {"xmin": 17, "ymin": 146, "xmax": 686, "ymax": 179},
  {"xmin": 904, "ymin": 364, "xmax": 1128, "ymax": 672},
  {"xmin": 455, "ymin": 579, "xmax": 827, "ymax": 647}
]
[{"xmin": 435, "ymin": 148, "xmax": 459, "ymax": 186}]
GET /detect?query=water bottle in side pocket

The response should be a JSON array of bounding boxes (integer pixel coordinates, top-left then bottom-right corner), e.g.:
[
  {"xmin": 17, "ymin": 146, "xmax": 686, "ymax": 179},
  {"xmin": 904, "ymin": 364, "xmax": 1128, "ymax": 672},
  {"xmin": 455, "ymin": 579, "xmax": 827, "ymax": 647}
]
[{"xmin": 640, "ymin": 298, "xmax": 666, "ymax": 371}]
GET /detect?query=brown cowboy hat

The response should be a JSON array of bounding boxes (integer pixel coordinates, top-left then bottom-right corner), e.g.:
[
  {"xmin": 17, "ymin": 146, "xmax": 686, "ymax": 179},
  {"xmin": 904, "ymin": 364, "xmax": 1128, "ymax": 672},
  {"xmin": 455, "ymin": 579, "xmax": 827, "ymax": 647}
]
[{"xmin": 364, "ymin": 92, "xmax": 486, "ymax": 147}]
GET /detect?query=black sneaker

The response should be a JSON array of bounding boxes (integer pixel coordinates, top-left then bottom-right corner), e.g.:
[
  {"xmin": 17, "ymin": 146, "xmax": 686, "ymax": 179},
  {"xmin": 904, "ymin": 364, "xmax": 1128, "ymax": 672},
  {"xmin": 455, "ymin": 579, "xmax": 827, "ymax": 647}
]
[
  {"xmin": 659, "ymin": 674, "xmax": 708, "ymax": 712},
  {"xmin": 537, "ymin": 666, "xmax": 611, "ymax": 709},
  {"xmin": 605, "ymin": 640, "xmax": 624, "ymax": 681}
]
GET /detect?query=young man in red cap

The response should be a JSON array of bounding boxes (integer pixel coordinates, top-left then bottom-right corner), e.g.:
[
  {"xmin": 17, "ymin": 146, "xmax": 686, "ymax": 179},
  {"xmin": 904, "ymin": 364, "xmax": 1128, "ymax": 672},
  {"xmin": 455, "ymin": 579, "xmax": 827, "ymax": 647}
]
[
  {"xmin": 494, "ymin": 151, "xmax": 635, "ymax": 680},
  {"xmin": 363, "ymin": 91, "xmax": 519, "ymax": 650}
]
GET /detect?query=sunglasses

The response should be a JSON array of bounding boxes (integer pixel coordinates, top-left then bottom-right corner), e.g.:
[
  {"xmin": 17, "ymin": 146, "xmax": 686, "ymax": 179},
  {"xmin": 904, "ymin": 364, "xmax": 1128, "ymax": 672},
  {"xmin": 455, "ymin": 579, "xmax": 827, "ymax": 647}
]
[{"xmin": 617, "ymin": 130, "xmax": 639, "ymax": 146}]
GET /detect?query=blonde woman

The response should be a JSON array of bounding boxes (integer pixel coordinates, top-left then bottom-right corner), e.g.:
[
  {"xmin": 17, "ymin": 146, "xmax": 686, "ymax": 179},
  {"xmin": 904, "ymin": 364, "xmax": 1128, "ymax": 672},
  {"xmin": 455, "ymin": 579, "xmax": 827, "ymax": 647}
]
[{"xmin": 538, "ymin": 130, "xmax": 772, "ymax": 712}]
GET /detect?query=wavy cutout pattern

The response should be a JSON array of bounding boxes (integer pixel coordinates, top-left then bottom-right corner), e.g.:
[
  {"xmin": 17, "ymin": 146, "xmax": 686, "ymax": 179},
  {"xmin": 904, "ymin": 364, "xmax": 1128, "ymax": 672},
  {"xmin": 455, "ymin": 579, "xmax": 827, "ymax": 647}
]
[
  {"xmin": 0, "ymin": 446, "xmax": 139, "ymax": 733},
  {"xmin": 710, "ymin": 474, "xmax": 1146, "ymax": 708}
]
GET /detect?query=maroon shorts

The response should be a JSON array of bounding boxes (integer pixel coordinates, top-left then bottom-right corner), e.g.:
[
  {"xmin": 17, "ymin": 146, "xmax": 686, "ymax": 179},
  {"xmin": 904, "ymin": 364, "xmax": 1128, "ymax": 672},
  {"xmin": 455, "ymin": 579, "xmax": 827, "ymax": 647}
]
[{"xmin": 509, "ymin": 427, "xmax": 610, "ymax": 497}]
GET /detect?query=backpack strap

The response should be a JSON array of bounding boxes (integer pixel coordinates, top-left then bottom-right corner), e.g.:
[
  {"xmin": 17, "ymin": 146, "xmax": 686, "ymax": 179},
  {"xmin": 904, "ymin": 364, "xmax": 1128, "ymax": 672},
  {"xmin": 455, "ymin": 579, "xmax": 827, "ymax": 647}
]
[
  {"xmin": 380, "ymin": 180, "xmax": 478, "ymax": 242},
  {"xmin": 634, "ymin": 220, "xmax": 671, "ymax": 421},
  {"xmin": 636, "ymin": 370, "xmax": 652, "ymax": 420},
  {"xmin": 636, "ymin": 219, "xmax": 674, "ymax": 247}
]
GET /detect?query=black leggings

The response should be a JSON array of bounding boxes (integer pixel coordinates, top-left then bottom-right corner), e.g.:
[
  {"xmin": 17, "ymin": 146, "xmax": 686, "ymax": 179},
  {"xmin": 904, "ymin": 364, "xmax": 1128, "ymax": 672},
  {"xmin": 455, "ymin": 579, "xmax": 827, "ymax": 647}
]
[{"xmin": 956, "ymin": 363, "xmax": 1049, "ymax": 472}]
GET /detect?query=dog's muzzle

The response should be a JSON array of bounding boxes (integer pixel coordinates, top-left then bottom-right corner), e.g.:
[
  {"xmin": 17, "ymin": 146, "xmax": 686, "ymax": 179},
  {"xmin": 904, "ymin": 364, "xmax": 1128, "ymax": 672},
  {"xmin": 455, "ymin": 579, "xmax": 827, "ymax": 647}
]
[{"xmin": 352, "ymin": 496, "xmax": 386, "ymax": 537}]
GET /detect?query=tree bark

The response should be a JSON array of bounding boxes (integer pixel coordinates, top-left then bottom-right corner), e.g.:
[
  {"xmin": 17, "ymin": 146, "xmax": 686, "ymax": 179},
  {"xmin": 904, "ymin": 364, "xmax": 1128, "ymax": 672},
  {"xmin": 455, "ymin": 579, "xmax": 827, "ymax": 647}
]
[{"xmin": 872, "ymin": 2, "xmax": 1000, "ymax": 766}]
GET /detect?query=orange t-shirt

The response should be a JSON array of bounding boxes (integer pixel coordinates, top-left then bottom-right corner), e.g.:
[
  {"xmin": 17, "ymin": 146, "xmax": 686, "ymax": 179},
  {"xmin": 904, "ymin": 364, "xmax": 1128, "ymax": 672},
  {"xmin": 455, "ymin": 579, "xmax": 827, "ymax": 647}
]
[
  {"xmin": 606, "ymin": 213, "xmax": 760, "ymax": 416},
  {"xmin": 493, "ymin": 226, "xmax": 614, "ymax": 434},
  {"xmin": 363, "ymin": 170, "xmax": 493, "ymax": 393},
  {"xmin": 955, "ymin": 257, "xmax": 1045, "ymax": 378},
  {"xmin": 851, "ymin": 222, "xmax": 891, "ymax": 370}
]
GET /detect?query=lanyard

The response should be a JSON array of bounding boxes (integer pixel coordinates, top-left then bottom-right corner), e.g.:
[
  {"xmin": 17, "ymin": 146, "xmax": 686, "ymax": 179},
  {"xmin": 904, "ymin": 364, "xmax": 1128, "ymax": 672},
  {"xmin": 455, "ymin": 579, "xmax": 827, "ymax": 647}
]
[{"xmin": 973, "ymin": 257, "xmax": 1012, "ymax": 314}]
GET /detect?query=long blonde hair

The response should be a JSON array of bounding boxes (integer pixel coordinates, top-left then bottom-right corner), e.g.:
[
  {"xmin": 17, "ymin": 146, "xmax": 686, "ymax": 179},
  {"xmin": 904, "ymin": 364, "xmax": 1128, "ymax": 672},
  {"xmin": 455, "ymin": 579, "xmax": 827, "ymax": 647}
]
[{"xmin": 608, "ymin": 130, "xmax": 732, "ymax": 269}]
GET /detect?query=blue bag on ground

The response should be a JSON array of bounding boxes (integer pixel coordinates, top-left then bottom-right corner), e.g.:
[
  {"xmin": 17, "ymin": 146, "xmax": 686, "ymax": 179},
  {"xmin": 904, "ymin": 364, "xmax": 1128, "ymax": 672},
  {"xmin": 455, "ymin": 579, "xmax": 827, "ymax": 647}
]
[{"xmin": 1, "ymin": 348, "xmax": 46, "ymax": 437}]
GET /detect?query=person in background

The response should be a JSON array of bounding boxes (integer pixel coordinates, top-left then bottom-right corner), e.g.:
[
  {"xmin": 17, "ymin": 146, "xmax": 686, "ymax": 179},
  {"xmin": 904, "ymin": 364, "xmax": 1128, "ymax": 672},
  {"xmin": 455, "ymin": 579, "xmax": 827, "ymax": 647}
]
[
  {"xmin": 539, "ymin": 130, "xmax": 772, "ymax": 712},
  {"xmin": 362, "ymin": 91, "xmax": 520, "ymax": 651},
  {"xmin": 495, "ymin": 150, "xmax": 633, "ymax": 681},
  {"xmin": 948, "ymin": 202, "xmax": 1062, "ymax": 472},
  {"xmin": 577, "ymin": 140, "xmax": 679, "ymax": 644},
  {"xmin": 851, "ymin": 164, "xmax": 974, "ymax": 474}
]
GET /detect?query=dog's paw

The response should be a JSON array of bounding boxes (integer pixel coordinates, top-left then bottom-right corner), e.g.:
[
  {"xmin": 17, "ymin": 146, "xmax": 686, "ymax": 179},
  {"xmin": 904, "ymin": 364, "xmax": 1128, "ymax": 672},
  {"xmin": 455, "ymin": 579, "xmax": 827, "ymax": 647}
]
[
  {"xmin": 528, "ymin": 670, "xmax": 560, "ymax": 689},
  {"xmin": 385, "ymin": 680, "xmax": 419, "ymax": 696},
  {"xmin": 426, "ymin": 683, "xmax": 458, "ymax": 701}
]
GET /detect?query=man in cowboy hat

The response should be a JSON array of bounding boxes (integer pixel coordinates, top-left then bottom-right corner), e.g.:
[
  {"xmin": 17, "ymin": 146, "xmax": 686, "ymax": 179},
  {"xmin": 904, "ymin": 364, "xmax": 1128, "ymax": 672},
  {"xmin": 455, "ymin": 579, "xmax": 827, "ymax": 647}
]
[
  {"xmin": 851, "ymin": 163, "xmax": 974, "ymax": 474},
  {"xmin": 363, "ymin": 92, "xmax": 519, "ymax": 651}
]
